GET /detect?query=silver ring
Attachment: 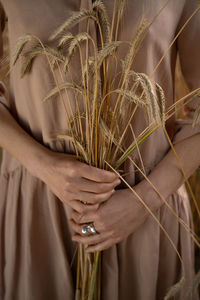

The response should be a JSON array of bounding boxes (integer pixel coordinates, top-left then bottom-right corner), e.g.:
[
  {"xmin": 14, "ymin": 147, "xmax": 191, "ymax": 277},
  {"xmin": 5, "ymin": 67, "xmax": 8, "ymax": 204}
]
[{"xmin": 81, "ymin": 223, "xmax": 97, "ymax": 236}]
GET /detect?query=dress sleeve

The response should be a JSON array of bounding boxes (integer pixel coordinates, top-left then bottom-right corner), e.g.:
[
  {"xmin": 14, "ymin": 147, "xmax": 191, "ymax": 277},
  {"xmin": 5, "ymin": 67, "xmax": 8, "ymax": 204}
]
[{"xmin": 172, "ymin": 0, "xmax": 200, "ymax": 144}]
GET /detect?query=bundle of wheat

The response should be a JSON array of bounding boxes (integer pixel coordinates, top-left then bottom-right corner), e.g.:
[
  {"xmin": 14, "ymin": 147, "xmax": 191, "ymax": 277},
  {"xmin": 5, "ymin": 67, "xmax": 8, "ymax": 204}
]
[{"xmin": 10, "ymin": 0, "xmax": 200, "ymax": 299}]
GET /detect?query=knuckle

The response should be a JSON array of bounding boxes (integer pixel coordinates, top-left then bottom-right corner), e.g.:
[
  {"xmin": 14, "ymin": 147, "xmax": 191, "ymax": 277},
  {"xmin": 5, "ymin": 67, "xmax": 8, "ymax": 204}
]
[
  {"xmin": 68, "ymin": 162, "xmax": 80, "ymax": 176},
  {"xmin": 64, "ymin": 181, "xmax": 71, "ymax": 191},
  {"xmin": 69, "ymin": 168, "xmax": 77, "ymax": 177},
  {"xmin": 77, "ymin": 214, "xmax": 83, "ymax": 224}
]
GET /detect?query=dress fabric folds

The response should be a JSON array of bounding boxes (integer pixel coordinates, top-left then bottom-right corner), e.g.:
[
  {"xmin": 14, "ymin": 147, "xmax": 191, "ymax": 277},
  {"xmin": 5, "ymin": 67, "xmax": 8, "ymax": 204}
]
[{"xmin": 0, "ymin": 0, "xmax": 200, "ymax": 299}]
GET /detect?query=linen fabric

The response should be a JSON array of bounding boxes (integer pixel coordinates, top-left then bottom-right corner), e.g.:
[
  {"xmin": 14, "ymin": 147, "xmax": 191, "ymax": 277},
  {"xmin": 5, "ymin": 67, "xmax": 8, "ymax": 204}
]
[{"xmin": 0, "ymin": 0, "xmax": 200, "ymax": 299}]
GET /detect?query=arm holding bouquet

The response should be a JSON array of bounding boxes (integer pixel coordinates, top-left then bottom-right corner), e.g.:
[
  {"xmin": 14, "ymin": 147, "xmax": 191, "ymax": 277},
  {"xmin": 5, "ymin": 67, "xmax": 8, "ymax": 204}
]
[
  {"xmin": 0, "ymin": 101, "xmax": 120, "ymax": 213},
  {"xmin": 0, "ymin": 1, "xmax": 200, "ymax": 299},
  {"xmin": 71, "ymin": 132, "xmax": 200, "ymax": 252},
  {"xmin": 1, "ymin": 0, "xmax": 200, "ymax": 252},
  {"xmin": 0, "ymin": 5, "xmax": 120, "ymax": 215},
  {"xmin": 71, "ymin": 0, "xmax": 200, "ymax": 252}
]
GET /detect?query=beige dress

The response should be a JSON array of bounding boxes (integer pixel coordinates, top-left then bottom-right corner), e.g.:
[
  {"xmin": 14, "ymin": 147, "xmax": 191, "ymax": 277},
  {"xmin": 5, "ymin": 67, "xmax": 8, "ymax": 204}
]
[{"xmin": 0, "ymin": 0, "xmax": 200, "ymax": 299}]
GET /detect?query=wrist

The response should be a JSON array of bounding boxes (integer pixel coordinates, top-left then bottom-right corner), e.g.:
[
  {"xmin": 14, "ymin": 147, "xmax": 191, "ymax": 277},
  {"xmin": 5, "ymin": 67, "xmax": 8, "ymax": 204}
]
[
  {"xmin": 25, "ymin": 144, "xmax": 52, "ymax": 180},
  {"xmin": 121, "ymin": 179, "xmax": 163, "ymax": 216},
  {"xmin": 134, "ymin": 179, "xmax": 163, "ymax": 212},
  {"xmin": 30, "ymin": 147, "xmax": 76, "ymax": 181}
]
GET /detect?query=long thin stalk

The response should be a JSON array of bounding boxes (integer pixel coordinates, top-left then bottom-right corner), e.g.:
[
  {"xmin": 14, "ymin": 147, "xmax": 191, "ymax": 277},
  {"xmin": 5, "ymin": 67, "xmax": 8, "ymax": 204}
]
[
  {"xmin": 88, "ymin": 252, "xmax": 100, "ymax": 300},
  {"xmin": 105, "ymin": 161, "xmax": 184, "ymax": 265},
  {"xmin": 126, "ymin": 149, "xmax": 200, "ymax": 246},
  {"xmin": 150, "ymin": 6, "xmax": 200, "ymax": 78},
  {"xmin": 163, "ymin": 126, "xmax": 200, "ymax": 219},
  {"xmin": 115, "ymin": 124, "xmax": 160, "ymax": 168},
  {"xmin": 28, "ymin": 35, "xmax": 80, "ymax": 157},
  {"xmin": 14, "ymin": 2, "xmax": 200, "ymax": 298},
  {"xmin": 115, "ymin": 88, "xmax": 200, "ymax": 168},
  {"xmin": 81, "ymin": 249, "xmax": 89, "ymax": 300}
]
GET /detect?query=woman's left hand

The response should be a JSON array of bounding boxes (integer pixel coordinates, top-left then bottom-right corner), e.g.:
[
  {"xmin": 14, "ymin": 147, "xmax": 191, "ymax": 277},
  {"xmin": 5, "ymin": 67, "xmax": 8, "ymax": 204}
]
[{"xmin": 70, "ymin": 187, "xmax": 150, "ymax": 252}]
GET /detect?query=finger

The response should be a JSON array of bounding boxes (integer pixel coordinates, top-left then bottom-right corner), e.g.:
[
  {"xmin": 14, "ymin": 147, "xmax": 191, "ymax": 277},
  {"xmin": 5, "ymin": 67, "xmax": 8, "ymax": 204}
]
[
  {"xmin": 77, "ymin": 177, "xmax": 121, "ymax": 194},
  {"xmin": 71, "ymin": 226, "xmax": 110, "ymax": 246},
  {"xmin": 70, "ymin": 219, "xmax": 86, "ymax": 236},
  {"xmin": 86, "ymin": 239, "xmax": 118, "ymax": 253},
  {"xmin": 71, "ymin": 210, "xmax": 95, "ymax": 224},
  {"xmin": 80, "ymin": 164, "xmax": 118, "ymax": 183},
  {"xmin": 69, "ymin": 200, "xmax": 99, "ymax": 214},
  {"xmin": 77, "ymin": 189, "xmax": 115, "ymax": 205},
  {"xmin": 70, "ymin": 219, "xmax": 100, "ymax": 237}
]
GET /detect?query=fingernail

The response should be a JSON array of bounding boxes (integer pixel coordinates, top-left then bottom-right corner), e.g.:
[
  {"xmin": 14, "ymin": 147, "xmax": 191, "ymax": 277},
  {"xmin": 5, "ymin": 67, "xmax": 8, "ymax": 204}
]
[{"xmin": 112, "ymin": 189, "xmax": 115, "ymax": 194}]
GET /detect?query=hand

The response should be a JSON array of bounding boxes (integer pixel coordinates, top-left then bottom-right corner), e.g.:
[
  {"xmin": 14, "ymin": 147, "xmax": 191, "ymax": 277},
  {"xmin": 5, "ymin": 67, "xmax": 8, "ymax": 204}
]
[
  {"xmin": 38, "ymin": 150, "xmax": 121, "ymax": 213},
  {"xmin": 70, "ymin": 186, "xmax": 149, "ymax": 252}
]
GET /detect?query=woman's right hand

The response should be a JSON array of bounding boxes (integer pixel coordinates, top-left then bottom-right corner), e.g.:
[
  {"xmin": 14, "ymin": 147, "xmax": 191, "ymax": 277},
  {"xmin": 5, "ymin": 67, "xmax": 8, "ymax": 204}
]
[
  {"xmin": 37, "ymin": 150, "xmax": 121, "ymax": 213},
  {"xmin": 0, "ymin": 92, "xmax": 120, "ymax": 214}
]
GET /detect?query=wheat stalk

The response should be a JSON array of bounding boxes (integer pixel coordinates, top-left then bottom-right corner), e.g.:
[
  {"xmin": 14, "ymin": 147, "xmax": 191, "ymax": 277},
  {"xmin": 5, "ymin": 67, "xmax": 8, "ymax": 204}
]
[
  {"xmin": 43, "ymin": 82, "xmax": 84, "ymax": 102},
  {"xmin": 92, "ymin": 1, "xmax": 110, "ymax": 45},
  {"xmin": 50, "ymin": 10, "xmax": 97, "ymax": 41},
  {"xmin": 11, "ymin": 1, "xmax": 200, "ymax": 298},
  {"xmin": 192, "ymin": 101, "xmax": 200, "ymax": 126},
  {"xmin": 10, "ymin": 34, "xmax": 32, "ymax": 67}
]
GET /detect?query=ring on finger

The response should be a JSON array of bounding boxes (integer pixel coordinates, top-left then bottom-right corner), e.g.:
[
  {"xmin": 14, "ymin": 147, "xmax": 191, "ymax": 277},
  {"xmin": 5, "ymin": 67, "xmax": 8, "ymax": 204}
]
[{"xmin": 81, "ymin": 223, "xmax": 97, "ymax": 236}]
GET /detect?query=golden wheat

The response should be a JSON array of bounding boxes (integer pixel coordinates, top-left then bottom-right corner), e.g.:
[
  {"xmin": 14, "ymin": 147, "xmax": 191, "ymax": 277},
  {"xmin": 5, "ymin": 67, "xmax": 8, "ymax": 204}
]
[{"xmin": 11, "ymin": 1, "xmax": 200, "ymax": 299}]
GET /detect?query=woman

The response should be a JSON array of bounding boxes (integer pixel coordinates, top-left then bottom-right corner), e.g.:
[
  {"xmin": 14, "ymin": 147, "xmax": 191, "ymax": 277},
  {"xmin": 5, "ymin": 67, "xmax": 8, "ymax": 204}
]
[{"xmin": 0, "ymin": 0, "xmax": 200, "ymax": 299}]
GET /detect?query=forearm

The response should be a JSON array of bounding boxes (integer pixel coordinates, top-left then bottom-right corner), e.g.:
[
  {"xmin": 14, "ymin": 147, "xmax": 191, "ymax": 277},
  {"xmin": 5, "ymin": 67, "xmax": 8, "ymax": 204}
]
[
  {"xmin": 138, "ymin": 133, "xmax": 200, "ymax": 210},
  {"xmin": 0, "ymin": 103, "xmax": 49, "ymax": 177}
]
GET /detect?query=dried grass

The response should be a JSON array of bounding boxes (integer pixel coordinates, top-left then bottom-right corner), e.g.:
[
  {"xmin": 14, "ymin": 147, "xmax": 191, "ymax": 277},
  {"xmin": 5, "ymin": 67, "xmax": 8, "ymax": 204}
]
[
  {"xmin": 9, "ymin": 1, "xmax": 200, "ymax": 299},
  {"xmin": 10, "ymin": 34, "xmax": 32, "ymax": 67},
  {"xmin": 92, "ymin": 1, "xmax": 110, "ymax": 45},
  {"xmin": 43, "ymin": 82, "xmax": 84, "ymax": 102},
  {"xmin": 164, "ymin": 275, "xmax": 185, "ymax": 300},
  {"xmin": 49, "ymin": 10, "xmax": 97, "ymax": 41}
]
